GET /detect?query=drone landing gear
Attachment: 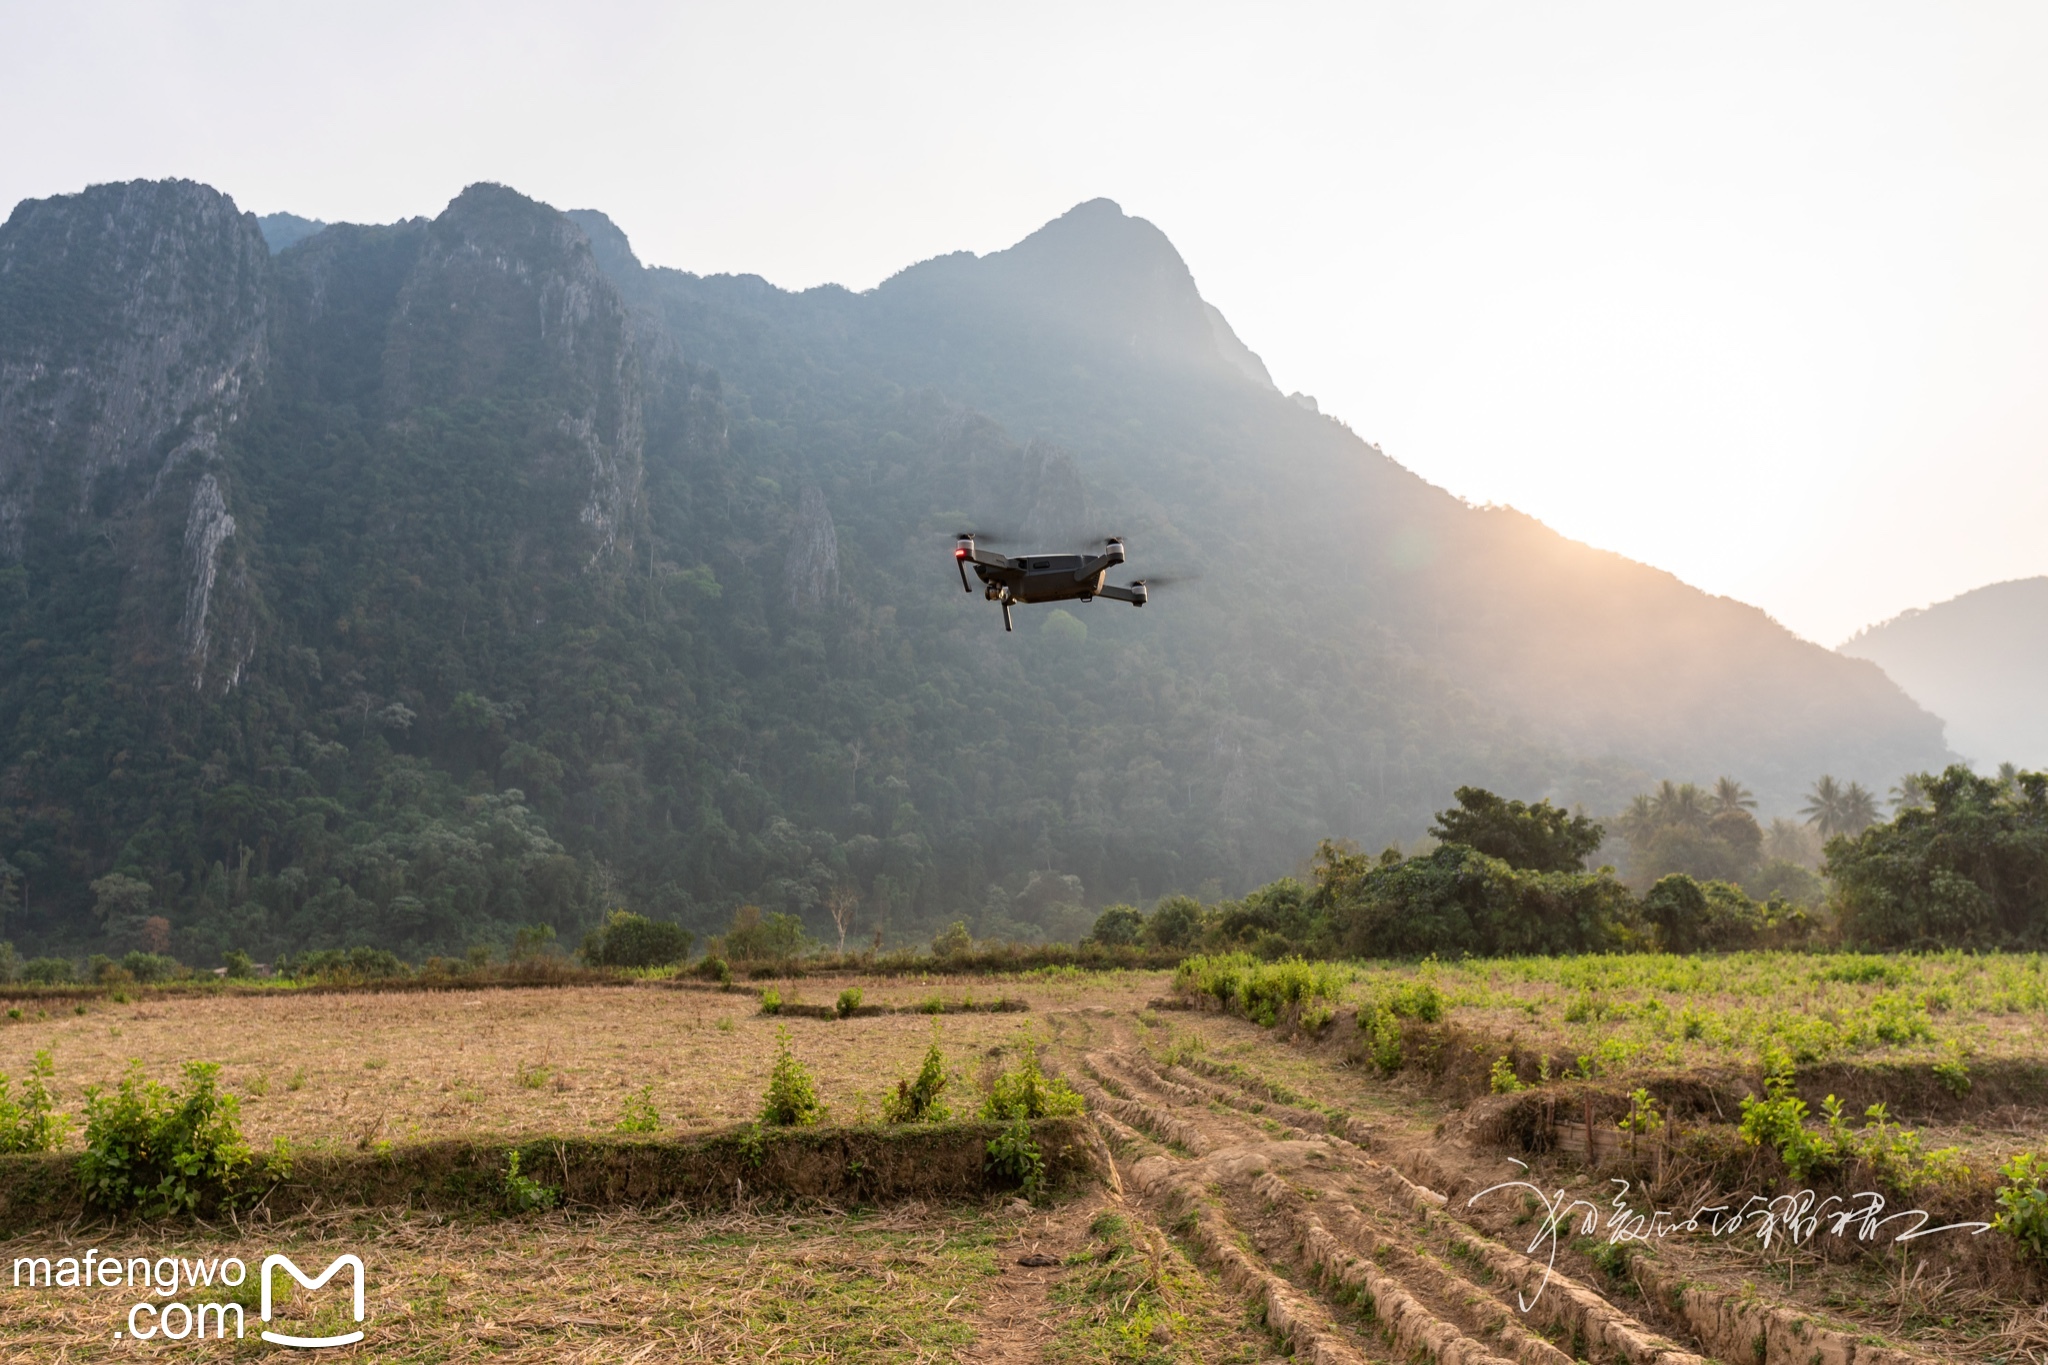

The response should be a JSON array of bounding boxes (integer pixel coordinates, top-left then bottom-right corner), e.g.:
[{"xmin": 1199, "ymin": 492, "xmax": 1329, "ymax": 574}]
[{"xmin": 1001, "ymin": 598, "xmax": 1014, "ymax": 632}]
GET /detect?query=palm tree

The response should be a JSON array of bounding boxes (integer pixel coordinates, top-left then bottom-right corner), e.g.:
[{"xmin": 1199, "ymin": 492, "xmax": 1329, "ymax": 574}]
[
  {"xmin": 1654, "ymin": 780, "xmax": 1708, "ymax": 831},
  {"xmin": 1889, "ymin": 772, "xmax": 1928, "ymax": 812},
  {"xmin": 1615, "ymin": 793, "xmax": 1659, "ymax": 845},
  {"xmin": 1840, "ymin": 782, "xmax": 1881, "ymax": 835},
  {"xmin": 1709, "ymin": 776, "xmax": 1756, "ymax": 814},
  {"xmin": 1801, "ymin": 775, "xmax": 1847, "ymax": 838}
]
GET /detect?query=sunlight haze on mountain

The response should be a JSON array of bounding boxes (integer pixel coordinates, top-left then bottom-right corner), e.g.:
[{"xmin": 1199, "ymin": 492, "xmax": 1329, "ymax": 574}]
[{"xmin": 3, "ymin": 3, "xmax": 2046, "ymax": 646}]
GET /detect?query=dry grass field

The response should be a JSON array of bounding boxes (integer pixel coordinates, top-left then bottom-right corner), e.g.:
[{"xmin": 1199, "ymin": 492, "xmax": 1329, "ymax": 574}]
[
  {"xmin": 0, "ymin": 972, "xmax": 1167, "ymax": 1151},
  {"xmin": 3, "ymin": 956, "xmax": 2046, "ymax": 1363}
]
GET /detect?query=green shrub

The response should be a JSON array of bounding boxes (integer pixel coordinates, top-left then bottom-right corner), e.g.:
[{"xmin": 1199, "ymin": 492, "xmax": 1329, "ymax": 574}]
[
  {"xmin": 884, "ymin": 1028, "xmax": 952, "ymax": 1123},
  {"xmin": 1489, "ymin": 1056, "xmax": 1524, "ymax": 1094},
  {"xmin": 724, "ymin": 906, "xmax": 810, "ymax": 962},
  {"xmin": 836, "ymin": 986, "xmax": 864, "ymax": 1018},
  {"xmin": 931, "ymin": 921, "xmax": 972, "ymax": 958},
  {"xmin": 988, "ymin": 1116, "xmax": 1047, "ymax": 1199},
  {"xmin": 1086, "ymin": 905, "xmax": 1144, "ymax": 946},
  {"xmin": 1173, "ymin": 953, "xmax": 1345, "ymax": 1027},
  {"xmin": 502, "ymin": 1148, "xmax": 559, "ymax": 1213},
  {"xmin": 279, "ymin": 946, "xmax": 409, "ymax": 981},
  {"xmin": 0, "ymin": 1050, "xmax": 68, "ymax": 1152},
  {"xmin": 78, "ymin": 1061, "xmax": 251, "ymax": 1217},
  {"xmin": 697, "ymin": 954, "xmax": 732, "ymax": 984},
  {"xmin": 981, "ymin": 1038, "xmax": 1084, "ymax": 1121},
  {"xmin": 615, "ymin": 1085, "xmax": 661, "ymax": 1134},
  {"xmin": 759, "ymin": 988, "xmax": 782, "ymax": 1015},
  {"xmin": 1356, "ymin": 1001, "xmax": 1404, "ymax": 1073},
  {"xmin": 21, "ymin": 957, "xmax": 72, "ymax": 984},
  {"xmin": 120, "ymin": 951, "xmax": 180, "ymax": 983},
  {"xmin": 1933, "ymin": 1046, "xmax": 1972, "ymax": 1097},
  {"xmin": 759, "ymin": 1027, "xmax": 824, "ymax": 1126},
  {"xmin": 1385, "ymin": 977, "xmax": 1444, "ymax": 1022},
  {"xmin": 580, "ymin": 910, "xmax": 693, "ymax": 968},
  {"xmin": 1994, "ymin": 1153, "xmax": 2048, "ymax": 1262},
  {"xmin": 220, "ymin": 949, "xmax": 256, "ymax": 980},
  {"xmin": 1617, "ymin": 1088, "xmax": 1663, "ymax": 1136}
]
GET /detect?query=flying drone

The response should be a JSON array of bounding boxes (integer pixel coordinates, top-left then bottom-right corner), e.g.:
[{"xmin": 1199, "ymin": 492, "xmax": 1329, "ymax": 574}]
[{"xmin": 953, "ymin": 533, "xmax": 1158, "ymax": 631}]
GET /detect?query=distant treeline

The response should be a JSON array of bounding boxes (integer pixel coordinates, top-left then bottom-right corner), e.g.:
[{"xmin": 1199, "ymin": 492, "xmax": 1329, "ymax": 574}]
[{"xmin": 1083, "ymin": 766, "xmax": 2048, "ymax": 958}]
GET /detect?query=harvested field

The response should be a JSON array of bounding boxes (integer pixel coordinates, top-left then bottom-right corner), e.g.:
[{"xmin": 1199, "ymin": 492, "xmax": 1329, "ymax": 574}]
[
  {"xmin": 3, "ymin": 954, "xmax": 2044, "ymax": 1362},
  {"xmin": 0, "ymin": 976, "xmax": 1164, "ymax": 1151}
]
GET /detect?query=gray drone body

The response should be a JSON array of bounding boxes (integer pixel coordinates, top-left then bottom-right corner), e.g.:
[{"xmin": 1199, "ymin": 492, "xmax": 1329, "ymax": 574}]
[{"xmin": 954, "ymin": 534, "xmax": 1149, "ymax": 631}]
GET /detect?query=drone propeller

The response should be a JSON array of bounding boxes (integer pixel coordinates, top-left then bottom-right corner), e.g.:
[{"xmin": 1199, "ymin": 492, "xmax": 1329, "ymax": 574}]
[{"xmin": 1129, "ymin": 574, "xmax": 1194, "ymax": 589}]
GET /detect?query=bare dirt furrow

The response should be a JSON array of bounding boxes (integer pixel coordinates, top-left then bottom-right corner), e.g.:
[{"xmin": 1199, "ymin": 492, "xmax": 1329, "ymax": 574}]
[{"xmin": 1086, "ymin": 1042, "xmax": 1725, "ymax": 1365}]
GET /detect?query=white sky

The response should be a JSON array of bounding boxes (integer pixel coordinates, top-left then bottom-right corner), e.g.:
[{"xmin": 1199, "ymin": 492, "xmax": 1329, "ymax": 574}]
[{"xmin": 6, "ymin": 1, "xmax": 2045, "ymax": 645}]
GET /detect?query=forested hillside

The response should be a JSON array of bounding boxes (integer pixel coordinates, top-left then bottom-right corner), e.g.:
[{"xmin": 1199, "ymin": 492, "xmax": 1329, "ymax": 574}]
[
  {"xmin": 0, "ymin": 180, "xmax": 1948, "ymax": 963},
  {"xmin": 1840, "ymin": 577, "xmax": 2048, "ymax": 770}
]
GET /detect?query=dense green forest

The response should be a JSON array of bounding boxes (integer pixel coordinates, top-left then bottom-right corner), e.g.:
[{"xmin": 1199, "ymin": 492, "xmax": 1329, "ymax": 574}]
[
  {"xmin": 1088, "ymin": 766, "xmax": 2048, "ymax": 959},
  {"xmin": 0, "ymin": 179, "xmax": 1954, "ymax": 965}
]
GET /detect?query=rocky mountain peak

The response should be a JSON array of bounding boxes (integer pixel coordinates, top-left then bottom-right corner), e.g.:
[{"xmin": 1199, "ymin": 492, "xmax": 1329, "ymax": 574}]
[{"xmin": 876, "ymin": 198, "xmax": 1274, "ymax": 389}]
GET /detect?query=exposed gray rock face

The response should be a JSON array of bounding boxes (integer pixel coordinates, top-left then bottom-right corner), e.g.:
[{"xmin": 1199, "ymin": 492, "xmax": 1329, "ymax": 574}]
[
  {"xmin": 783, "ymin": 483, "xmax": 841, "ymax": 610},
  {"xmin": 381, "ymin": 184, "xmax": 645, "ymax": 566},
  {"xmin": 0, "ymin": 178, "xmax": 269, "ymax": 691}
]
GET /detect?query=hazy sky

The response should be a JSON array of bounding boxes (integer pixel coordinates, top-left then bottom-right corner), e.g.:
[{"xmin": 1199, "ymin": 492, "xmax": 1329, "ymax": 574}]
[{"xmin": 6, "ymin": 1, "xmax": 2044, "ymax": 645}]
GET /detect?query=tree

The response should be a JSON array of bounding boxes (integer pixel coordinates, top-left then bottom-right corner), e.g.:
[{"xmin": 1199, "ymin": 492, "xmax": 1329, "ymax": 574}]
[
  {"xmin": 1801, "ymin": 776, "xmax": 1849, "ymax": 838},
  {"xmin": 1839, "ymin": 782, "xmax": 1881, "ymax": 835},
  {"xmin": 1652, "ymin": 781, "xmax": 1710, "ymax": 832},
  {"xmin": 1427, "ymin": 787, "xmax": 1604, "ymax": 874},
  {"xmin": 1829, "ymin": 764, "xmax": 2048, "ymax": 947},
  {"xmin": 89, "ymin": 874, "xmax": 153, "ymax": 933},
  {"xmin": 824, "ymin": 882, "xmax": 859, "ymax": 955},
  {"xmin": 1889, "ymin": 773, "xmax": 1929, "ymax": 812},
  {"xmin": 1086, "ymin": 905, "xmax": 1144, "ymax": 946},
  {"xmin": 1709, "ymin": 777, "xmax": 1756, "ymax": 814}
]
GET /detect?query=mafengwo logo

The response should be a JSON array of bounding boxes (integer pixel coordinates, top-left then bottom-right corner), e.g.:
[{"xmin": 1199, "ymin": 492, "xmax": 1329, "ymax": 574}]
[{"xmin": 11, "ymin": 1248, "xmax": 366, "ymax": 1347}]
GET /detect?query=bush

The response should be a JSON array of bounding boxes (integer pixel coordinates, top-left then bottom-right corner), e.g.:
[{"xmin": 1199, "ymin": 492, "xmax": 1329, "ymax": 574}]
[
  {"xmin": 697, "ymin": 954, "xmax": 732, "ymax": 984},
  {"xmin": 759, "ymin": 1026, "xmax": 824, "ymax": 1126},
  {"xmin": 615, "ymin": 1085, "xmax": 661, "ymax": 1134},
  {"xmin": 884, "ymin": 1027, "xmax": 952, "ymax": 1123},
  {"xmin": 931, "ymin": 921, "xmax": 972, "ymax": 958},
  {"xmin": 981, "ymin": 1038, "xmax": 1084, "ymax": 1121},
  {"xmin": 724, "ymin": 905, "xmax": 810, "ymax": 962},
  {"xmin": 0, "ymin": 1050, "xmax": 67, "ymax": 1152},
  {"xmin": 120, "ymin": 951, "xmax": 180, "ymax": 984},
  {"xmin": 580, "ymin": 910, "xmax": 693, "ymax": 968},
  {"xmin": 279, "ymin": 946, "xmax": 409, "ymax": 981},
  {"xmin": 21, "ymin": 957, "xmax": 72, "ymax": 984},
  {"xmin": 1172, "ymin": 953, "xmax": 1345, "ymax": 1027},
  {"xmin": 988, "ymin": 1116, "xmax": 1047, "ymax": 1199},
  {"xmin": 502, "ymin": 1148, "xmax": 559, "ymax": 1213},
  {"xmin": 1314, "ymin": 842, "xmax": 1636, "ymax": 958},
  {"xmin": 78, "ymin": 1061, "xmax": 251, "ymax": 1217},
  {"xmin": 1143, "ymin": 895, "xmax": 1206, "ymax": 949},
  {"xmin": 1489, "ymin": 1056, "xmax": 1524, "ymax": 1094},
  {"xmin": 759, "ymin": 988, "xmax": 783, "ymax": 1015},
  {"xmin": 1086, "ymin": 904, "xmax": 1144, "ymax": 946},
  {"xmin": 836, "ymin": 986, "xmax": 863, "ymax": 1018},
  {"xmin": 221, "ymin": 949, "xmax": 256, "ymax": 980},
  {"xmin": 1994, "ymin": 1153, "xmax": 2048, "ymax": 1262}
]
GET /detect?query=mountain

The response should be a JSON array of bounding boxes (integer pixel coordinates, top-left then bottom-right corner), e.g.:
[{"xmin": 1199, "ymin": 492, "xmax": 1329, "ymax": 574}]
[
  {"xmin": 256, "ymin": 212, "xmax": 328, "ymax": 253},
  {"xmin": 1840, "ymin": 578, "xmax": 2048, "ymax": 770},
  {"xmin": 0, "ymin": 179, "xmax": 1948, "ymax": 962}
]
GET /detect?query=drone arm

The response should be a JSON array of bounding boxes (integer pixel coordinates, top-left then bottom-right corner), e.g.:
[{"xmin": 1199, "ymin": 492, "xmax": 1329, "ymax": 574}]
[
  {"xmin": 956, "ymin": 556, "xmax": 972, "ymax": 593},
  {"xmin": 1074, "ymin": 541, "xmax": 1126, "ymax": 582},
  {"xmin": 1097, "ymin": 583, "xmax": 1147, "ymax": 606}
]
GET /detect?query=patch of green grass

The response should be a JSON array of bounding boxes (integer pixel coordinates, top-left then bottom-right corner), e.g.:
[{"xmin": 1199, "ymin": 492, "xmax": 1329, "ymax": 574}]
[{"xmin": 1049, "ymin": 1210, "xmax": 1268, "ymax": 1363}]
